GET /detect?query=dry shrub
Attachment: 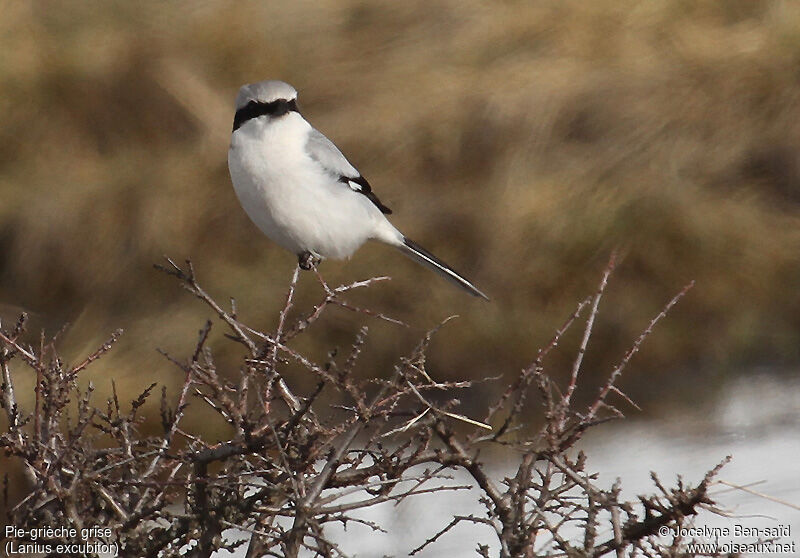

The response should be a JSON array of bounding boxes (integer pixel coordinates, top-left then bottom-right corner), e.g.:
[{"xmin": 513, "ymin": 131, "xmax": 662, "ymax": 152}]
[{"xmin": 1, "ymin": 257, "xmax": 728, "ymax": 557}]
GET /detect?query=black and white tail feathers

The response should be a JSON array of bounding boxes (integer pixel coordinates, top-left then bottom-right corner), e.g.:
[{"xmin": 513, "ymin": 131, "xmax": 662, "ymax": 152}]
[{"xmin": 397, "ymin": 238, "xmax": 489, "ymax": 300}]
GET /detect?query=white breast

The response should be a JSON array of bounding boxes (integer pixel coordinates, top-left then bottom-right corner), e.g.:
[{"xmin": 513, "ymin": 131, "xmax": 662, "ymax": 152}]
[{"xmin": 228, "ymin": 114, "xmax": 399, "ymax": 260}]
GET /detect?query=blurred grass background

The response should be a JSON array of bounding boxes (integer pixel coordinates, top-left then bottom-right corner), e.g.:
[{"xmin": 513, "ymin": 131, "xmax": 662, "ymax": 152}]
[{"xmin": 1, "ymin": 0, "xmax": 799, "ymax": 425}]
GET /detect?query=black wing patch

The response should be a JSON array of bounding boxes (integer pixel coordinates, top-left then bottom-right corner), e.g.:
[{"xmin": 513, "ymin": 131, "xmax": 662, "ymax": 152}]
[{"xmin": 340, "ymin": 174, "xmax": 392, "ymax": 214}]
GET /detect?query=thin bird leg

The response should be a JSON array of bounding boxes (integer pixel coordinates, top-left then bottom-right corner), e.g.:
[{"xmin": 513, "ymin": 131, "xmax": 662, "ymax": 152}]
[{"xmin": 297, "ymin": 251, "xmax": 321, "ymax": 270}]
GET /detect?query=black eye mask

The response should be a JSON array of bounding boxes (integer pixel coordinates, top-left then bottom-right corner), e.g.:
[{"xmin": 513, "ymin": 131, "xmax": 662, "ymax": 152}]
[{"xmin": 232, "ymin": 98, "xmax": 299, "ymax": 131}]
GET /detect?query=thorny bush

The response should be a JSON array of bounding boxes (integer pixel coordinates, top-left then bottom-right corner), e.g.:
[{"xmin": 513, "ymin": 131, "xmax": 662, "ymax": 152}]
[{"xmin": 1, "ymin": 256, "xmax": 728, "ymax": 557}]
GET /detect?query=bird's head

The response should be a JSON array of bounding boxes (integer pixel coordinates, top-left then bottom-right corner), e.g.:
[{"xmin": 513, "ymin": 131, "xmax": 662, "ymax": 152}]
[{"xmin": 233, "ymin": 80, "xmax": 300, "ymax": 131}]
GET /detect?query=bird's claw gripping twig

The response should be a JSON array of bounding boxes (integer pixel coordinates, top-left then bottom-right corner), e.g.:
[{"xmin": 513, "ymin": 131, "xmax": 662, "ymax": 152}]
[{"xmin": 298, "ymin": 251, "xmax": 321, "ymax": 270}]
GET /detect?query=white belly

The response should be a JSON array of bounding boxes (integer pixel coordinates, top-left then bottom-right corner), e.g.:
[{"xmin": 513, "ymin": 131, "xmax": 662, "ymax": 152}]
[{"xmin": 228, "ymin": 116, "xmax": 393, "ymax": 260}]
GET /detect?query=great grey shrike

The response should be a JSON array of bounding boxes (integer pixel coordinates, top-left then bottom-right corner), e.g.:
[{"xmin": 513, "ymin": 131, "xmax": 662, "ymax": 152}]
[{"xmin": 227, "ymin": 80, "xmax": 488, "ymax": 300}]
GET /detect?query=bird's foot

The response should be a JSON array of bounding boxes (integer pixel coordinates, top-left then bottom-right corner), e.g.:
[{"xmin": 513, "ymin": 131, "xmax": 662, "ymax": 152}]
[
  {"xmin": 298, "ymin": 251, "xmax": 334, "ymax": 295},
  {"xmin": 298, "ymin": 251, "xmax": 321, "ymax": 270}
]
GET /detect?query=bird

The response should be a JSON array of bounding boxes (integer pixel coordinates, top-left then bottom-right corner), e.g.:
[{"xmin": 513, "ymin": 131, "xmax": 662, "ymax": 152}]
[{"xmin": 227, "ymin": 80, "xmax": 488, "ymax": 300}]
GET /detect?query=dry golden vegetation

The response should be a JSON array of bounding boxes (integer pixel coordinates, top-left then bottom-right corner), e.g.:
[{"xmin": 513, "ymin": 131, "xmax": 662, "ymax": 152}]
[{"xmin": 1, "ymin": 1, "xmax": 798, "ymax": 420}]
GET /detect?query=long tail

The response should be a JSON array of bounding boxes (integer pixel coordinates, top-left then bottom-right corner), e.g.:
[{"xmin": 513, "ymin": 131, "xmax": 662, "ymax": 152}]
[{"xmin": 397, "ymin": 237, "xmax": 489, "ymax": 300}]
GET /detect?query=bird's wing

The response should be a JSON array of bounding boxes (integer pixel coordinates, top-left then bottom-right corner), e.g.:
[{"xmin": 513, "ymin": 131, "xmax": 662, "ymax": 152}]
[{"xmin": 305, "ymin": 128, "xmax": 392, "ymax": 214}]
